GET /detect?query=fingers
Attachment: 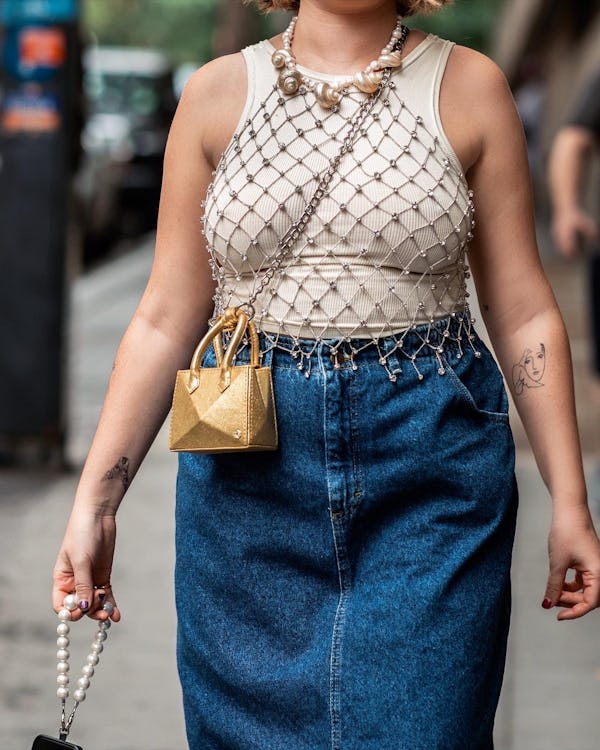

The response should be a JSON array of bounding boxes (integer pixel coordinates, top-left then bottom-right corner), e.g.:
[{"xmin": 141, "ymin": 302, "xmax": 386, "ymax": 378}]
[
  {"xmin": 561, "ymin": 575, "xmax": 583, "ymax": 593},
  {"xmin": 557, "ymin": 590, "xmax": 582, "ymax": 606},
  {"xmin": 542, "ymin": 566, "xmax": 566, "ymax": 609},
  {"xmin": 53, "ymin": 568, "xmax": 75, "ymax": 614},
  {"xmin": 543, "ymin": 569, "xmax": 600, "ymax": 620},
  {"xmin": 53, "ymin": 556, "xmax": 88, "ymax": 621},
  {"xmin": 561, "ymin": 230, "xmax": 579, "ymax": 259},
  {"xmin": 75, "ymin": 575, "xmax": 95, "ymax": 618},
  {"xmin": 559, "ymin": 571, "xmax": 600, "ymax": 620},
  {"xmin": 53, "ymin": 585, "xmax": 120, "ymax": 622},
  {"xmin": 92, "ymin": 586, "xmax": 121, "ymax": 622},
  {"xmin": 557, "ymin": 600, "xmax": 596, "ymax": 621},
  {"xmin": 52, "ymin": 557, "xmax": 120, "ymax": 622},
  {"xmin": 552, "ymin": 210, "xmax": 598, "ymax": 258},
  {"xmin": 552, "ymin": 218, "xmax": 580, "ymax": 258}
]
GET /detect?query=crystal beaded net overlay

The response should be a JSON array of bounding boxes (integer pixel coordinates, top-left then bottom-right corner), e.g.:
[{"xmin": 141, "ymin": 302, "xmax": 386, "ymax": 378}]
[{"xmin": 202, "ymin": 46, "xmax": 478, "ymax": 380}]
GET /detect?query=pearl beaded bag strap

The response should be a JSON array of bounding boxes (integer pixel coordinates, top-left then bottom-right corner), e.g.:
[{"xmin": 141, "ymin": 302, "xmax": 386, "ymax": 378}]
[{"xmin": 32, "ymin": 594, "xmax": 115, "ymax": 749}]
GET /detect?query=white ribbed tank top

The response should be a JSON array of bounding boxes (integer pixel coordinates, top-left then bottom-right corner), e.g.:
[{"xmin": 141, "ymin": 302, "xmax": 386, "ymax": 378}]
[{"xmin": 203, "ymin": 34, "xmax": 474, "ymax": 348}]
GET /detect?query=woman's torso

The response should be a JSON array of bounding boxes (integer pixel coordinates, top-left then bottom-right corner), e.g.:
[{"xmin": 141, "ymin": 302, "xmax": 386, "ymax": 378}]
[{"xmin": 203, "ymin": 33, "xmax": 474, "ymax": 346}]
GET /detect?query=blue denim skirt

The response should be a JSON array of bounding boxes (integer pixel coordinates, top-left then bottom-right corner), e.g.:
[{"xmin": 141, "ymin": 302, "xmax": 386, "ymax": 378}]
[{"xmin": 175, "ymin": 317, "xmax": 518, "ymax": 750}]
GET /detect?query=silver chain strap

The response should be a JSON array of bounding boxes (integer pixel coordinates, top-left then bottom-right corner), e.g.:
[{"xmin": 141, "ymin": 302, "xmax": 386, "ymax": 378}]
[
  {"xmin": 236, "ymin": 28, "xmax": 408, "ymax": 320},
  {"xmin": 59, "ymin": 702, "xmax": 79, "ymax": 741}
]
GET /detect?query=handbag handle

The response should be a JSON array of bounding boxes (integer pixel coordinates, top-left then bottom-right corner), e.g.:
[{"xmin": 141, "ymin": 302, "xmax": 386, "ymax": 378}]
[{"xmin": 187, "ymin": 308, "xmax": 260, "ymax": 394}]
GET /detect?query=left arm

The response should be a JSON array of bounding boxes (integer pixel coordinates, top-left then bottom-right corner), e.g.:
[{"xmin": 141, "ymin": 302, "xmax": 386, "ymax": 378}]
[{"xmin": 443, "ymin": 48, "xmax": 600, "ymax": 619}]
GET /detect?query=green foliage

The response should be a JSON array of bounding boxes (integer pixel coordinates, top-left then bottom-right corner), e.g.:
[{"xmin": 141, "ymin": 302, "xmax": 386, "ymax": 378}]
[
  {"xmin": 408, "ymin": 0, "xmax": 504, "ymax": 53},
  {"xmin": 83, "ymin": 0, "xmax": 267, "ymax": 64}
]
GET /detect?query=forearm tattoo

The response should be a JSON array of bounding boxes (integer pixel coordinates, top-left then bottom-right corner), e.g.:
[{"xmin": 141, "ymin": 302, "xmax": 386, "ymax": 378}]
[
  {"xmin": 102, "ymin": 456, "xmax": 131, "ymax": 491},
  {"xmin": 512, "ymin": 343, "xmax": 546, "ymax": 395}
]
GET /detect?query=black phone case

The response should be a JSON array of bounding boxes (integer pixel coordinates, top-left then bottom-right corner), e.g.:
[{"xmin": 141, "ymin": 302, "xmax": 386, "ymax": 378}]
[{"xmin": 32, "ymin": 735, "xmax": 83, "ymax": 750}]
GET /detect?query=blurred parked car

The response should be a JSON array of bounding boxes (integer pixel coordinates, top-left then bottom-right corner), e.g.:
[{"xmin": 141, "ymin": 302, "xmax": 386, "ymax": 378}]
[{"xmin": 75, "ymin": 46, "xmax": 177, "ymax": 264}]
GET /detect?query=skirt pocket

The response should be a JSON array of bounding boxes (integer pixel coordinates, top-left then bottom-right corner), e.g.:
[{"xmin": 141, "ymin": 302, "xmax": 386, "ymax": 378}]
[{"xmin": 441, "ymin": 344, "xmax": 510, "ymax": 425}]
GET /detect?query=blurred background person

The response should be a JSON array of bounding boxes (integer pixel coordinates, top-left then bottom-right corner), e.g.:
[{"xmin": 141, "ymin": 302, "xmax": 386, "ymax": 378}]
[
  {"xmin": 513, "ymin": 56, "xmax": 547, "ymax": 207},
  {"xmin": 549, "ymin": 68, "xmax": 600, "ymax": 375}
]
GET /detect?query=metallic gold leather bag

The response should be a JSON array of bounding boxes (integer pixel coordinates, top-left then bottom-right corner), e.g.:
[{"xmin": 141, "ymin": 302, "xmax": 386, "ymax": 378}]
[{"xmin": 169, "ymin": 308, "xmax": 278, "ymax": 453}]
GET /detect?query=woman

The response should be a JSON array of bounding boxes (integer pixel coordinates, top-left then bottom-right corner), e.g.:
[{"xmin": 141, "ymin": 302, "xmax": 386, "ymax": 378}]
[{"xmin": 53, "ymin": 0, "xmax": 600, "ymax": 747}]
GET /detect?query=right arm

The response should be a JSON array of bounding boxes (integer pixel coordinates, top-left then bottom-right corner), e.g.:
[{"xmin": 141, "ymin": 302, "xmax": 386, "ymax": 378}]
[
  {"xmin": 548, "ymin": 125, "xmax": 597, "ymax": 258},
  {"xmin": 52, "ymin": 54, "xmax": 247, "ymax": 620}
]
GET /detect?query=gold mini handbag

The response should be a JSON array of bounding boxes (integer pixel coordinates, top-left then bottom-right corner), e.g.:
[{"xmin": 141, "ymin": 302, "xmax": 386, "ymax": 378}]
[
  {"xmin": 169, "ymin": 308, "xmax": 278, "ymax": 453},
  {"xmin": 169, "ymin": 71, "xmax": 391, "ymax": 454}
]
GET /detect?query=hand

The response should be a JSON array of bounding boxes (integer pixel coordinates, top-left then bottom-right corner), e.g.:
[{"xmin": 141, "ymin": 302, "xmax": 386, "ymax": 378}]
[
  {"xmin": 551, "ymin": 206, "xmax": 598, "ymax": 259},
  {"xmin": 53, "ymin": 507, "xmax": 121, "ymax": 622},
  {"xmin": 543, "ymin": 506, "xmax": 600, "ymax": 620}
]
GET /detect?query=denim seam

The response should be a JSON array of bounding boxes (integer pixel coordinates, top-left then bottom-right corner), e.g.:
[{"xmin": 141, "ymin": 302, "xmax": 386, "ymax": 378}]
[
  {"xmin": 348, "ymin": 376, "xmax": 364, "ymax": 506},
  {"xmin": 322, "ymin": 359, "xmax": 350, "ymax": 750},
  {"xmin": 328, "ymin": 514, "xmax": 351, "ymax": 750},
  {"xmin": 320, "ymin": 356, "xmax": 337, "ymax": 749}
]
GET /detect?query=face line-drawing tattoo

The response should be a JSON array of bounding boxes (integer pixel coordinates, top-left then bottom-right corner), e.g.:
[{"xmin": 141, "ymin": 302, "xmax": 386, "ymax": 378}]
[
  {"xmin": 103, "ymin": 456, "xmax": 131, "ymax": 491},
  {"xmin": 512, "ymin": 343, "xmax": 546, "ymax": 396}
]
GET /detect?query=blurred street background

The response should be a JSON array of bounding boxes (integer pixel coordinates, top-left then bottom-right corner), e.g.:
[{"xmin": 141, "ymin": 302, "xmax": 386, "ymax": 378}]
[{"xmin": 1, "ymin": 0, "xmax": 600, "ymax": 748}]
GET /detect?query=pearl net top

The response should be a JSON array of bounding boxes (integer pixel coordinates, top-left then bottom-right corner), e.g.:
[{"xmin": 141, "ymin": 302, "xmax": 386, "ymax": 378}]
[{"xmin": 202, "ymin": 36, "xmax": 476, "ymax": 377}]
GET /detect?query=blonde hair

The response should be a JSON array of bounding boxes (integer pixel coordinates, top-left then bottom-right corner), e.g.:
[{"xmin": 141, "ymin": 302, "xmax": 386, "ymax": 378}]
[{"xmin": 245, "ymin": 0, "xmax": 451, "ymax": 15}]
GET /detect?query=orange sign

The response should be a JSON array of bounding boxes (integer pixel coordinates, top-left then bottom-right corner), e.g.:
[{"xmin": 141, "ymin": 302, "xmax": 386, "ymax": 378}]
[
  {"xmin": 1, "ymin": 88, "xmax": 62, "ymax": 134},
  {"xmin": 2, "ymin": 106, "xmax": 61, "ymax": 133},
  {"xmin": 20, "ymin": 27, "xmax": 66, "ymax": 68}
]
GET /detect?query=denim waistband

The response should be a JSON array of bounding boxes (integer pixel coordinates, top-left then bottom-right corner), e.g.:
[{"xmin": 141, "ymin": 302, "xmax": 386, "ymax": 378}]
[{"xmin": 217, "ymin": 312, "xmax": 482, "ymax": 380}]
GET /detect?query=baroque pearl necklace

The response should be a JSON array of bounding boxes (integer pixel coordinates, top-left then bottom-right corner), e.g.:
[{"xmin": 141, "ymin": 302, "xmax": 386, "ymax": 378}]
[
  {"xmin": 272, "ymin": 15, "xmax": 409, "ymax": 109},
  {"xmin": 55, "ymin": 594, "xmax": 114, "ymax": 740}
]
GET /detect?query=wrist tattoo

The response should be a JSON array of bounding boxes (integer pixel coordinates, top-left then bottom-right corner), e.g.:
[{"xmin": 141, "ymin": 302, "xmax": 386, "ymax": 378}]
[
  {"xmin": 103, "ymin": 456, "xmax": 131, "ymax": 491},
  {"xmin": 512, "ymin": 343, "xmax": 546, "ymax": 395}
]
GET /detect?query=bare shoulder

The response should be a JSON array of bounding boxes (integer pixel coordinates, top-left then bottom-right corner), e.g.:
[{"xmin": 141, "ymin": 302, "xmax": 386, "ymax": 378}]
[
  {"xmin": 176, "ymin": 52, "xmax": 248, "ymax": 167},
  {"xmin": 181, "ymin": 52, "xmax": 246, "ymax": 105},
  {"xmin": 439, "ymin": 43, "xmax": 520, "ymax": 171},
  {"xmin": 445, "ymin": 44, "xmax": 515, "ymax": 117}
]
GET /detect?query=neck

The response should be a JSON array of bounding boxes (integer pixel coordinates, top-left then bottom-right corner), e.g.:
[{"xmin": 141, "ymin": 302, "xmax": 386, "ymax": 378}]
[{"xmin": 291, "ymin": 1, "xmax": 400, "ymax": 75}]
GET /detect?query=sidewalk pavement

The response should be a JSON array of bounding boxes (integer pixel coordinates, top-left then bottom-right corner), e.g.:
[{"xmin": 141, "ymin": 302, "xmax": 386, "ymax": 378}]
[{"xmin": 1, "ymin": 236, "xmax": 599, "ymax": 750}]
